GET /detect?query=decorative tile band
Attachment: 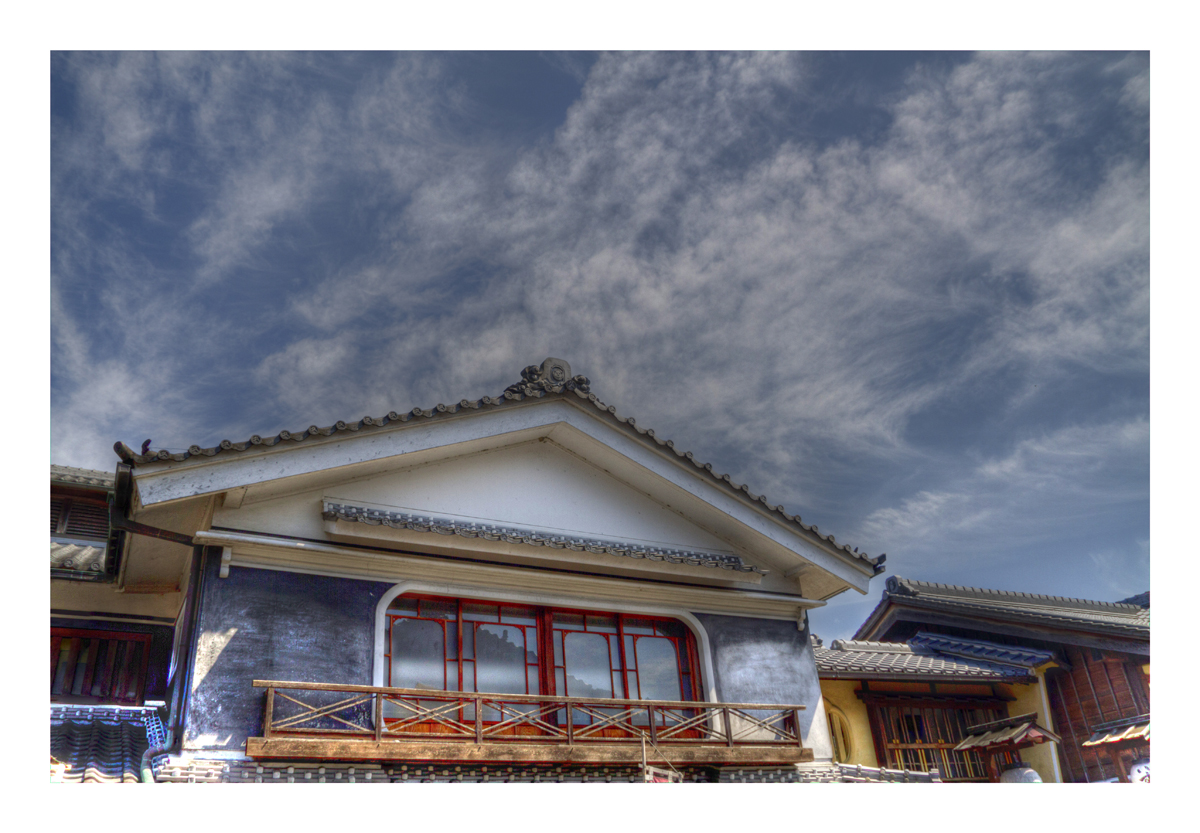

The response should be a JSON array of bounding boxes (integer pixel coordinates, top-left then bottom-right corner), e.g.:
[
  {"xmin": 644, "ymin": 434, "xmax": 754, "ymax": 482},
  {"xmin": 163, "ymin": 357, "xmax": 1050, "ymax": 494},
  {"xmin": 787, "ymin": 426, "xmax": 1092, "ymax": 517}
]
[{"xmin": 322, "ymin": 501, "xmax": 763, "ymax": 574}]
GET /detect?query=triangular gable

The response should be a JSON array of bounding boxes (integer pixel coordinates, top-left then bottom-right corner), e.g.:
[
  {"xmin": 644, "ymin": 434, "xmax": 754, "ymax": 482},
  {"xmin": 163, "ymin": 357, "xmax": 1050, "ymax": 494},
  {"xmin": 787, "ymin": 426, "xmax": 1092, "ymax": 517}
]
[{"xmin": 121, "ymin": 359, "xmax": 882, "ymax": 600}]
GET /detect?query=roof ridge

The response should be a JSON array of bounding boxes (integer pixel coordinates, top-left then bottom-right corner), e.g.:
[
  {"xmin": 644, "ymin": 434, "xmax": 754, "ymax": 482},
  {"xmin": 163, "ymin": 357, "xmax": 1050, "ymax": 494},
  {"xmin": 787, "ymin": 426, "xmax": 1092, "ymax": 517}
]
[
  {"xmin": 887, "ymin": 576, "xmax": 1147, "ymax": 612},
  {"xmin": 828, "ymin": 639, "xmax": 914, "ymax": 653},
  {"xmin": 112, "ymin": 358, "xmax": 884, "ymax": 573}
]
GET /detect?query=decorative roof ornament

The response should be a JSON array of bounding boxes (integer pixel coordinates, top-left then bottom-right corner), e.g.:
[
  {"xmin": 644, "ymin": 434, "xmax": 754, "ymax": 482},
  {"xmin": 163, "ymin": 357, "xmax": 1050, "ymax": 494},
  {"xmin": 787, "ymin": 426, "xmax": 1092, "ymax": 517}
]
[{"xmin": 504, "ymin": 357, "xmax": 590, "ymax": 397}]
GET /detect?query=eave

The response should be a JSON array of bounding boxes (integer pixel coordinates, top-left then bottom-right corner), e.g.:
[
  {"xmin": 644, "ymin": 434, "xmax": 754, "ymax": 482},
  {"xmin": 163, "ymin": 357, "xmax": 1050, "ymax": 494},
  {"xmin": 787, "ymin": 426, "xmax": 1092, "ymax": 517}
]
[{"xmin": 130, "ymin": 396, "xmax": 878, "ymax": 597}]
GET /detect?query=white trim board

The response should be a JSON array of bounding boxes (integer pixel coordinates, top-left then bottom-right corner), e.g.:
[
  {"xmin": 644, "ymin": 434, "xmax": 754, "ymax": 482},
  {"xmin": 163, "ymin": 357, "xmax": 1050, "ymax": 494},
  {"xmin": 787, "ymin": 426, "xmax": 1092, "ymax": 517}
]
[{"xmin": 193, "ymin": 530, "xmax": 825, "ymax": 622}]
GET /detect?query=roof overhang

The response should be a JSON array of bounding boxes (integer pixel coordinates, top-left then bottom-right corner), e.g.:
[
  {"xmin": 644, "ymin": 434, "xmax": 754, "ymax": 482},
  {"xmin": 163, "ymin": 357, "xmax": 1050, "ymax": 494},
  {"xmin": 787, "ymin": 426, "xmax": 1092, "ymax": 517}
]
[{"xmin": 129, "ymin": 396, "xmax": 876, "ymax": 598}]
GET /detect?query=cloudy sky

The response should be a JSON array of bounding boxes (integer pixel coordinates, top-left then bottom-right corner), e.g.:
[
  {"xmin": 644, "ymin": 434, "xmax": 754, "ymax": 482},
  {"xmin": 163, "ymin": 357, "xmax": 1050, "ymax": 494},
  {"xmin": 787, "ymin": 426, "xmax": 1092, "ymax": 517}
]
[{"xmin": 50, "ymin": 51, "xmax": 1149, "ymax": 638}]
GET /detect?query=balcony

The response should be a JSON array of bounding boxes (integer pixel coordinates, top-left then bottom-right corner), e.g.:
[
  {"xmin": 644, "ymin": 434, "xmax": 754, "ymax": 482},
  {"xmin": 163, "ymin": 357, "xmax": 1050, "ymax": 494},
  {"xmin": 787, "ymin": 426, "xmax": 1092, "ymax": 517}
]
[{"xmin": 246, "ymin": 680, "xmax": 812, "ymax": 765}]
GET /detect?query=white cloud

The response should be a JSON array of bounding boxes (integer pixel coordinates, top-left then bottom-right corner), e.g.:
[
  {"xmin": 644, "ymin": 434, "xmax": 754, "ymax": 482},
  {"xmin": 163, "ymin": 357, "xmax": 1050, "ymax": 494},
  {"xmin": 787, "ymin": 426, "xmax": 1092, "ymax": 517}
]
[{"xmin": 51, "ymin": 51, "xmax": 1149, "ymax": 587}]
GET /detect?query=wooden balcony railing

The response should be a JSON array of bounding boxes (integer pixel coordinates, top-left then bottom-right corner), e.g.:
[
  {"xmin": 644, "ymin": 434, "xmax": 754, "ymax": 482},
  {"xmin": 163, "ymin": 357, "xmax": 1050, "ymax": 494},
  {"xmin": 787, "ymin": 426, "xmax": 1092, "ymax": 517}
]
[{"xmin": 246, "ymin": 680, "xmax": 812, "ymax": 765}]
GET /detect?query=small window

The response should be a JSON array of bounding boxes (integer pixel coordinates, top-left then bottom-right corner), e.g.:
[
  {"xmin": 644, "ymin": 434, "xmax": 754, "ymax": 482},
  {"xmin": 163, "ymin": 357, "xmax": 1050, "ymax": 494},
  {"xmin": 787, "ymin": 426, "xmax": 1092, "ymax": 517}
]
[
  {"xmin": 50, "ymin": 628, "xmax": 151, "ymax": 705},
  {"xmin": 828, "ymin": 708, "xmax": 853, "ymax": 763}
]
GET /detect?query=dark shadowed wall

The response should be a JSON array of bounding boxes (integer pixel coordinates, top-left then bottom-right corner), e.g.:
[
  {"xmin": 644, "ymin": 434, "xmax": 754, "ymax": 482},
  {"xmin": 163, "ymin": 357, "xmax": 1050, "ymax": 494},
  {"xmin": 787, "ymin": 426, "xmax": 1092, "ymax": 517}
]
[
  {"xmin": 183, "ymin": 557, "xmax": 389, "ymax": 753},
  {"xmin": 693, "ymin": 611, "xmax": 832, "ymax": 758}
]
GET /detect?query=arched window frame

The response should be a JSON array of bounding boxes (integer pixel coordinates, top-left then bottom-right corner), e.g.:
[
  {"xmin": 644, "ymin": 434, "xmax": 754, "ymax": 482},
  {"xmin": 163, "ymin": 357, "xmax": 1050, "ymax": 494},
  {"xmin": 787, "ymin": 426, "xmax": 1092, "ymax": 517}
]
[
  {"xmin": 373, "ymin": 580, "xmax": 719, "ymax": 704},
  {"xmin": 826, "ymin": 705, "xmax": 854, "ymax": 763}
]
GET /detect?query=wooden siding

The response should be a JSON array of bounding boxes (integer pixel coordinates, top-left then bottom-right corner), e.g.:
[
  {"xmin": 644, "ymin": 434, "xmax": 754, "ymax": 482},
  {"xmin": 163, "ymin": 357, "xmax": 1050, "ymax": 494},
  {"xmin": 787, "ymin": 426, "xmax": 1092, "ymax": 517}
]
[{"xmin": 1047, "ymin": 646, "xmax": 1149, "ymax": 782}]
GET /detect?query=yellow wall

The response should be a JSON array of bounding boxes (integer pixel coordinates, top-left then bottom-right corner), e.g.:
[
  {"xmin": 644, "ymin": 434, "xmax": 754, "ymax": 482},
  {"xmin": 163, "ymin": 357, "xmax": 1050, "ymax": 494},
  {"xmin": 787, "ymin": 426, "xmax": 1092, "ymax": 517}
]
[
  {"xmin": 818, "ymin": 680, "xmax": 878, "ymax": 768},
  {"xmin": 819, "ymin": 676, "xmax": 1065, "ymax": 781},
  {"xmin": 1008, "ymin": 672, "xmax": 1062, "ymax": 782}
]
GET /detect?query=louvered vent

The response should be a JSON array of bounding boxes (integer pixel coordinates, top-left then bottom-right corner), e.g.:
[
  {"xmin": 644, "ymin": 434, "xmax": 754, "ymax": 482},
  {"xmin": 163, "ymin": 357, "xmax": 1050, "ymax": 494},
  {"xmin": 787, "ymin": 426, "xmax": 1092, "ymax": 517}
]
[
  {"xmin": 51, "ymin": 497, "xmax": 65, "ymax": 534},
  {"xmin": 53, "ymin": 499, "xmax": 110, "ymax": 540}
]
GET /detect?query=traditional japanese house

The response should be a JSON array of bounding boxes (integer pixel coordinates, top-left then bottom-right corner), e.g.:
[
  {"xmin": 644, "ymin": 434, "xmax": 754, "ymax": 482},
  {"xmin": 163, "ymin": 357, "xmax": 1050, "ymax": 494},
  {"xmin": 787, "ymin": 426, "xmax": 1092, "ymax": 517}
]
[
  {"xmin": 813, "ymin": 632, "xmax": 1061, "ymax": 782},
  {"xmin": 50, "ymin": 465, "xmax": 173, "ymax": 782},
  {"xmin": 99, "ymin": 358, "xmax": 892, "ymax": 783},
  {"xmin": 852, "ymin": 576, "xmax": 1150, "ymax": 783}
]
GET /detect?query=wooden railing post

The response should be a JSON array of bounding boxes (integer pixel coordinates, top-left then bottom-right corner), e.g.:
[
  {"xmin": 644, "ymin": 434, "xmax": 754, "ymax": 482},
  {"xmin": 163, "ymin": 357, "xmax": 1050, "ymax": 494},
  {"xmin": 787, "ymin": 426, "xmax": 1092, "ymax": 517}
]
[
  {"xmin": 566, "ymin": 700, "xmax": 574, "ymax": 745},
  {"xmin": 375, "ymin": 692, "xmax": 384, "ymax": 742},
  {"xmin": 263, "ymin": 685, "xmax": 275, "ymax": 739},
  {"xmin": 648, "ymin": 705, "xmax": 658, "ymax": 745},
  {"xmin": 792, "ymin": 709, "xmax": 802, "ymax": 747},
  {"xmin": 475, "ymin": 694, "xmax": 483, "ymax": 744},
  {"xmin": 723, "ymin": 707, "xmax": 734, "ymax": 747}
]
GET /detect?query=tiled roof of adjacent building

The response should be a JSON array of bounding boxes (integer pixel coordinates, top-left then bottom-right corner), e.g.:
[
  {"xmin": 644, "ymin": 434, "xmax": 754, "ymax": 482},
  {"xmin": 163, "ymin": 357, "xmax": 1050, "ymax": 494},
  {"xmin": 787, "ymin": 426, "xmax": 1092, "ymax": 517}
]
[
  {"xmin": 50, "ymin": 540, "xmax": 108, "ymax": 574},
  {"xmin": 49, "ymin": 705, "xmax": 165, "ymax": 784},
  {"xmin": 50, "ymin": 464, "xmax": 113, "ymax": 490},
  {"xmin": 854, "ymin": 576, "xmax": 1150, "ymax": 640},
  {"xmin": 112, "ymin": 358, "xmax": 883, "ymax": 574},
  {"xmin": 813, "ymin": 636, "xmax": 1040, "ymax": 682},
  {"xmin": 906, "ymin": 632, "xmax": 1056, "ymax": 668}
]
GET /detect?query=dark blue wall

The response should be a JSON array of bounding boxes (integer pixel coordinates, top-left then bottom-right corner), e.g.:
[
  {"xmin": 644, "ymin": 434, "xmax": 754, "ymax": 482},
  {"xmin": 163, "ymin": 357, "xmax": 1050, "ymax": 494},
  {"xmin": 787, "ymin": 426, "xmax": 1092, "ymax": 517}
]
[
  {"xmin": 693, "ymin": 612, "xmax": 824, "ymax": 747},
  {"xmin": 182, "ymin": 562, "xmax": 827, "ymax": 756},
  {"xmin": 183, "ymin": 556, "xmax": 389, "ymax": 752}
]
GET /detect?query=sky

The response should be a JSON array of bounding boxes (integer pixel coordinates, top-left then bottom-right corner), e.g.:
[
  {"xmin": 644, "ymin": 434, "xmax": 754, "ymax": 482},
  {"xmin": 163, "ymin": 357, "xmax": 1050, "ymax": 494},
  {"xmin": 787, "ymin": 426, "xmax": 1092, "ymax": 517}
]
[{"xmin": 49, "ymin": 51, "xmax": 1150, "ymax": 640}]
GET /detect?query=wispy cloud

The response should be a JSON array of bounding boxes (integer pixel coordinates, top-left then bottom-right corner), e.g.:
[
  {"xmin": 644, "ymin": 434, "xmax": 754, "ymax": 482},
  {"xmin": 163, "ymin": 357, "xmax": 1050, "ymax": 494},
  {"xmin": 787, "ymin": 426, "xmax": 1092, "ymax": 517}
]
[{"xmin": 52, "ymin": 52, "xmax": 1148, "ymax": 618}]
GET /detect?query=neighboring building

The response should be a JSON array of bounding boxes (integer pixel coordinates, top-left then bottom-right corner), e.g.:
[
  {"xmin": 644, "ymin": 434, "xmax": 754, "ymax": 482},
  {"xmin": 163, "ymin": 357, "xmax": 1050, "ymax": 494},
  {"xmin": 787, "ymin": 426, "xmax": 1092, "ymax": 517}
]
[
  {"xmin": 85, "ymin": 358, "xmax": 899, "ymax": 782},
  {"xmin": 50, "ymin": 465, "xmax": 172, "ymax": 782},
  {"xmin": 847, "ymin": 576, "xmax": 1150, "ymax": 783},
  {"xmin": 813, "ymin": 632, "xmax": 1061, "ymax": 782}
]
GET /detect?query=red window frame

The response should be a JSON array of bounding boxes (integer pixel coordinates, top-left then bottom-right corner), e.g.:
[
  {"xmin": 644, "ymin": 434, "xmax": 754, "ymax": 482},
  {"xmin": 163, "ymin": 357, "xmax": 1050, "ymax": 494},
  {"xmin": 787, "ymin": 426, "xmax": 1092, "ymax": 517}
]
[
  {"xmin": 50, "ymin": 627, "xmax": 151, "ymax": 705},
  {"xmin": 385, "ymin": 594, "xmax": 703, "ymax": 713}
]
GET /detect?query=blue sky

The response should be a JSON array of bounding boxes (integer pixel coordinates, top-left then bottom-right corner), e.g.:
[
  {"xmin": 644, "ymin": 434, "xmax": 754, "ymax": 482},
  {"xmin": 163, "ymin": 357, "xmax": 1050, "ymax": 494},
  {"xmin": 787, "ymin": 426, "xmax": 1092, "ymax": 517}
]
[{"xmin": 50, "ymin": 51, "xmax": 1150, "ymax": 639}]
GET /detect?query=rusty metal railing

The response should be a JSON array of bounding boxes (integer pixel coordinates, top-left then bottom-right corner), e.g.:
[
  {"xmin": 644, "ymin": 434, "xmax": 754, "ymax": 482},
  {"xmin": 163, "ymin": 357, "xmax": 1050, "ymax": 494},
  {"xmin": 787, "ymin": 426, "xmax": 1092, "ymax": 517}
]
[{"xmin": 253, "ymin": 680, "xmax": 805, "ymax": 750}]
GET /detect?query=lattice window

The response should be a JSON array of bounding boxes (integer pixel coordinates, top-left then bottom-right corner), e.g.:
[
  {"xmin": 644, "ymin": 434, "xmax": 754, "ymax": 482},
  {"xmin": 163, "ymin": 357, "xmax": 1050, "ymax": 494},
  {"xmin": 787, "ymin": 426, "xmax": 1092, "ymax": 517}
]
[
  {"xmin": 869, "ymin": 700, "xmax": 1016, "ymax": 781},
  {"xmin": 51, "ymin": 628, "xmax": 151, "ymax": 705}
]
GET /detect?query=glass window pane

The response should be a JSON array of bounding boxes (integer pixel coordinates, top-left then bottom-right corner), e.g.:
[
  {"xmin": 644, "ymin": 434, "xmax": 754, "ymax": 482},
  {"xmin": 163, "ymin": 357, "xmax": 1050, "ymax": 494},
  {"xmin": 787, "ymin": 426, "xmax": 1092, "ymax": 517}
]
[
  {"xmin": 420, "ymin": 599, "xmax": 458, "ymax": 620},
  {"xmin": 622, "ymin": 618, "xmax": 656, "ymax": 635},
  {"xmin": 390, "ymin": 618, "xmax": 447, "ymax": 691},
  {"xmin": 389, "ymin": 596, "xmax": 419, "ymax": 616},
  {"xmin": 553, "ymin": 612, "xmax": 584, "ymax": 629},
  {"xmin": 475, "ymin": 624, "xmax": 529, "ymax": 694},
  {"xmin": 500, "ymin": 607, "xmax": 537, "ymax": 627},
  {"xmin": 609, "ymin": 637, "xmax": 622, "ymax": 669},
  {"xmin": 556, "ymin": 667, "xmax": 566, "ymax": 697},
  {"xmin": 463, "ymin": 627, "xmax": 475, "ymax": 660},
  {"xmin": 613, "ymin": 671, "xmax": 624, "ymax": 699},
  {"xmin": 586, "ymin": 614, "xmax": 617, "ymax": 633},
  {"xmin": 528, "ymin": 665, "xmax": 540, "ymax": 695},
  {"xmin": 462, "ymin": 660, "xmax": 476, "ymax": 692},
  {"xmin": 554, "ymin": 631, "xmax": 564, "ymax": 666},
  {"xmin": 634, "ymin": 637, "xmax": 682, "ymax": 702},
  {"xmin": 563, "ymin": 632, "xmax": 614, "ymax": 698},
  {"xmin": 624, "ymin": 635, "xmax": 637, "ymax": 668},
  {"xmin": 463, "ymin": 602, "xmax": 499, "ymax": 622}
]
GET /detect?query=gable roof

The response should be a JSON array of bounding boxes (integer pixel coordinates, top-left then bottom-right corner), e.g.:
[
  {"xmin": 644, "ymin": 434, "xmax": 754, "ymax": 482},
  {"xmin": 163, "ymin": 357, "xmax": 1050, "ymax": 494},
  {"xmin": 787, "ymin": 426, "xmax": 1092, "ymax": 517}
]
[
  {"xmin": 115, "ymin": 358, "xmax": 883, "ymax": 577},
  {"xmin": 813, "ymin": 633, "xmax": 1045, "ymax": 682},
  {"xmin": 854, "ymin": 576, "xmax": 1150, "ymax": 642}
]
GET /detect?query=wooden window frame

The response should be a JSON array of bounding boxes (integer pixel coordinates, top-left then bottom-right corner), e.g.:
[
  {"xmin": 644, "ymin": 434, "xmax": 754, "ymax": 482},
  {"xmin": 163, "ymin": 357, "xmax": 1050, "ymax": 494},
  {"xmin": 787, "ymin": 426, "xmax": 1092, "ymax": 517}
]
[
  {"xmin": 861, "ymin": 695, "xmax": 1014, "ymax": 781},
  {"xmin": 50, "ymin": 627, "xmax": 151, "ymax": 706}
]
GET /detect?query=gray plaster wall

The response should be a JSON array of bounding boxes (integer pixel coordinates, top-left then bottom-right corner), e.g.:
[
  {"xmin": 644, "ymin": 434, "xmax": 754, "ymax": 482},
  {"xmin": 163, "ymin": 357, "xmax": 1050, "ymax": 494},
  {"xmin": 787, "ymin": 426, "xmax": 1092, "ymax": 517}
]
[
  {"xmin": 183, "ymin": 555, "xmax": 389, "ymax": 753},
  {"xmin": 692, "ymin": 612, "xmax": 833, "ymax": 760}
]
